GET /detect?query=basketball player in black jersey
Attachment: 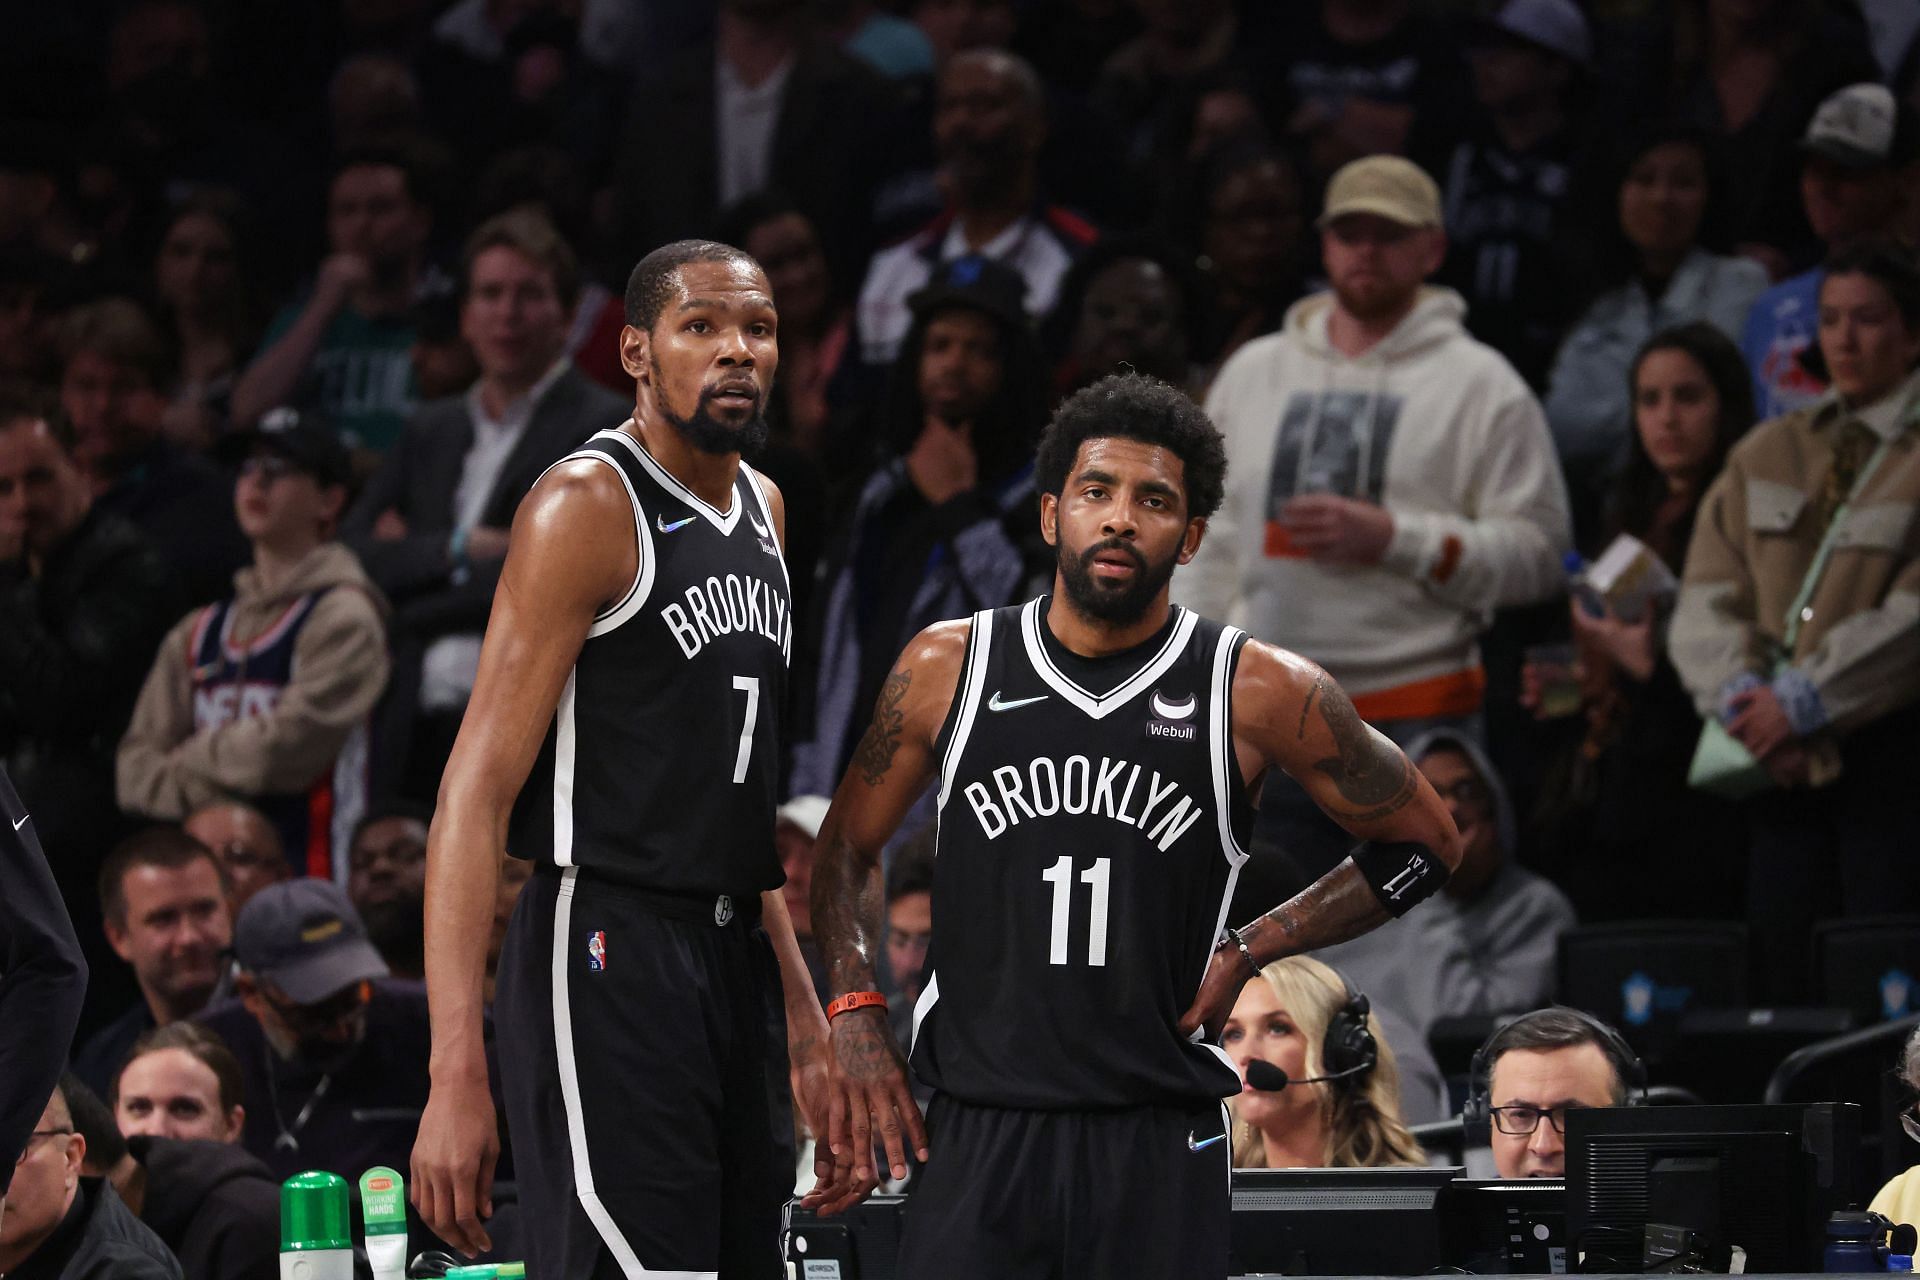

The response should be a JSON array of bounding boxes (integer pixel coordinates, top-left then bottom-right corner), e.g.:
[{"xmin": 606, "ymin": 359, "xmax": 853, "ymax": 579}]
[
  {"xmin": 803, "ymin": 372, "xmax": 1464, "ymax": 1278},
  {"xmin": 410, "ymin": 241, "xmax": 832, "ymax": 1279}
]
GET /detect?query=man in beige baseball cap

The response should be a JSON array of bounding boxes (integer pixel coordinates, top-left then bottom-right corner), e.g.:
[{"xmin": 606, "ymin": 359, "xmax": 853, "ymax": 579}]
[{"xmin": 1316, "ymin": 154, "xmax": 1444, "ymax": 233}]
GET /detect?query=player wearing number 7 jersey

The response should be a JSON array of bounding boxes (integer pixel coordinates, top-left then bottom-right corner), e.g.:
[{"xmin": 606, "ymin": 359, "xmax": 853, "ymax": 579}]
[
  {"xmin": 803, "ymin": 372, "xmax": 1464, "ymax": 1279},
  {"xmin": 409, "ymin": 241, "xmax": 833, "ymax": 1280}
]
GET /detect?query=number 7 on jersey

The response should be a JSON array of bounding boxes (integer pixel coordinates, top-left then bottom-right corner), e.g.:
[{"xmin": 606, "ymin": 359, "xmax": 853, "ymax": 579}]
[{"xmin": 731, "ymin": 676, "xmax": 760, "ymax": 784}]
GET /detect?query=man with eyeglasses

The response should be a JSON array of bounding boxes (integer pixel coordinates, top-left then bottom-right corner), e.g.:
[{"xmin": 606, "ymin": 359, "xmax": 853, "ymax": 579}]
[
  {"xmin": 117, "ymin": 407, "xmax": 389, "ymax": 883},
  {"xmin": 1478, "ymin": 1007, "xmax": 1633, "ymax": 1179},
  {"xmin": 0, "ymin": 1078, "xmax": 179, "ymax": 1279},
  {"xmin": 182, "ymin": 801, "xmax": 289, "ymax": 913}
]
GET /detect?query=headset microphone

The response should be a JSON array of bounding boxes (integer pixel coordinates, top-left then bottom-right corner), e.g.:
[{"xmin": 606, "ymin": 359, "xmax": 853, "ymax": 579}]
[{"xmin": 1243, "ymin": 1058, "xmax": 1373, "ymax": 1091}]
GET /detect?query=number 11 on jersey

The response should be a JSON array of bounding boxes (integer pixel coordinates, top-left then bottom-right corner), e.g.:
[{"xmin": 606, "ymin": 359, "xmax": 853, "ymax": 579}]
[{"xmin": 1042, "ymin": 855, "xmax": 1110, "ymax": 966}]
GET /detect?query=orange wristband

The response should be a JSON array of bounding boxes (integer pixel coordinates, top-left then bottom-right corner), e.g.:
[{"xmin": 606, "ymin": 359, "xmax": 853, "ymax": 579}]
[{"xmin": 826, "ymin": 991, "xmax": 888, "ymax": 1021}]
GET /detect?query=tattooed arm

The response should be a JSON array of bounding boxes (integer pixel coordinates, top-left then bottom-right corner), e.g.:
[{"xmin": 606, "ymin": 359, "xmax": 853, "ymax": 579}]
[
  {"xmin": 804, "ymin": 621, "xmax": 968, "ymax": 1214},
  {"xmin": 1178, "ymin": 641, "xmax": 1462, "ymax": 1037}
]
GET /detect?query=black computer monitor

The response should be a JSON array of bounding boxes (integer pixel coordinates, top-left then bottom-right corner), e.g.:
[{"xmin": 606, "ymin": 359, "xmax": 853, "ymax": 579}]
[
  {"xmin": 1565, "ymin": 1102, "xmax": 1860, "ymax": 1273},
  {"xmin": 1229, "ymin": 1166, "xmax": 1462, "ymax": 1276},
  {"xmin": 1439, "ymin": 1178, "xmax": 1567, "ymax": 1274}
]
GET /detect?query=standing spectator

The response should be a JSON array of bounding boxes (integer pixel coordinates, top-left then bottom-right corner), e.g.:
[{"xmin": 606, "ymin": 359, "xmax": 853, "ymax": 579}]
[
  {"xmin": 1313, "ymin": 732, "xmax": 1575, "ymax": 1040},
  {"xmin": 341, "ymin": 210, "xmax": 622, "ymax": 801},
  {"xmin": 857, "ymin": 49, "xmax": 1097, "ymax": 367},
  {"xmin": 1740, "ymin": 84, "xmax": 1919, "ymax": 421},
  {"xmin": 150, "ymin": 191, "xmax": 258, "ymax": 452},
  {"xmin": 1672, "ymin": 243, "xmax": 1920, "ymax": 1000},
  {"xmin": 1176, "ymin": 156, "xmax": 1570, "ymax": 897},
  {"xmin": 1530, "ymin": 324, "xmax": 1754, "ymax": 921},
  {"xmin": 0, "ymin": 393, "xmax": 178, "ymax": 1019},
  {"xmin": 787, "ymin": 257, "xmax": 1051, "ymax": 803},
  {"xmin": 1179, "ymin": 142, "xmax": 1311, "ymax": 390},
  {"xmin": 56, "ymin": 300, "xmax": 247, "ymax": 606},
  {"xmin": 1544, "ymin": 128, "xmax": 1769, "ymax": 521},
  {"xmin": 116, "ymin": 410, "xmax": 389, "ymax": 883},
  {"xmin": 1438, "ymin": 0, "xmax": 1595, "ymax": 389},
  {"xmin": 346, "ymin": 804, "xmax": 428, "ymax": 982},
  {"xmin": 70, "ymin": 830, "xmax": 233, "ymax": 1103},
  {"xmin": 181, "ymin": 803, "xmax": 287, "ymax": 913},
  {"xmin": 197, "ymin": 880, "xmax": 439, "ymax": 1183},
  {"xmin": 231, "ymin": 144, "xmax": 444, "ymax": 457}
]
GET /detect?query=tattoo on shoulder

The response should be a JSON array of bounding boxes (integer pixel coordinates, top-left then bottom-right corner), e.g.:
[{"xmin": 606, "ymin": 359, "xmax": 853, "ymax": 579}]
[
  {"xmin": 1296, "ymin": 675, "xmax": 1322, "ymax": 740},
  {"xmin": 1311, "ymin": 680, "xmax": 1418, "ymax": 820},
  {"xmin": 852, "ymin": 669, "xmax": 912, "ymax": 787}
]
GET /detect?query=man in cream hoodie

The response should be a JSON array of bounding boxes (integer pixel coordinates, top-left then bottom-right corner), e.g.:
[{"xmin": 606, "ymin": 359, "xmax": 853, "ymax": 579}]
[{"xmin": 1177, "ymin": 155, "xmax": 1570, "ymax": 893}]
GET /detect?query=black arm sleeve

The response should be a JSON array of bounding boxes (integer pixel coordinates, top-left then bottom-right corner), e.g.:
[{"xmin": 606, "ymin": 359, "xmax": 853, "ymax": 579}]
[{"xmin": 0, "ymin": 765, "xmax": 88, "ymax": 1193}]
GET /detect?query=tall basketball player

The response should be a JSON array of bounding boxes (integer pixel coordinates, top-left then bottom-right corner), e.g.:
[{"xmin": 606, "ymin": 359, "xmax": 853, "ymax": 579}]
[
  {"xmin": 410, "ymin": 241, "xmax": 831, "ymax": 1279},
  {"xmin": 804, "ymin": 372, "xmax": 1463, "ymax": 1278}
]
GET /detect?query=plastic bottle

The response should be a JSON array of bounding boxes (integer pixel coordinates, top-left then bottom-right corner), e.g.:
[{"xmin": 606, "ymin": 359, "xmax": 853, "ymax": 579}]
[
  {"xmin": 1826, "ymin": 1211, "xmax": 1887, "ymax": 1272},
  {"xmin": 357, "ymin": 1167, "xmax": 407, "ymax": 1280},
  {"xmin": 280, "ymin": 1172, "xmax": 353, "ymax": 1279},
  {"xmin": 1564, "ymin": 551, "xmax": 1607, "ymax": 619},
  {"xmin": 1887, "ymin": 1255, "xmax": 1913, "ymax": 1272}
]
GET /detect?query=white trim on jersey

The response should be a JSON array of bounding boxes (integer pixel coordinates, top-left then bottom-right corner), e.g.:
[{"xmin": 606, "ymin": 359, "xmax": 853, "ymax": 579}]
[
  {"xmin": 1207, "ymin": 625, "xmax": 1251, "ymax": 868},
  {"xmin": 739, "ymin": 463, "xmax": 789, "ymax": 594},
  {"xmin": 936, "ymin": 611, "xmax": 993, "ymax": 810},
  {"xmin": 553, "ymin": 671, "xmax": 579, "ymax": 867},
  {"xmin": 585, "ymin": 454, "xmax": 657, "ymax": 638},
  {"xmin": 910, "ymin": 971, "xmax": 940, "ymax": 1054},
  {"xmin": 599, "ymin": 427, "xmax": 742, "ymax": 534},
  {"xmin": 1018, "ymin": 597, "xmax": 1199, "ymax": 720},
  {"xmin": 550, "ymin": 867, "xmax": 718, "ymax": 1280}
]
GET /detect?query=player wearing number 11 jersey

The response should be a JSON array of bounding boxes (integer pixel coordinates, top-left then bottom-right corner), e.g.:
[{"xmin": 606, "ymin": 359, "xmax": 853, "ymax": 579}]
[{"xmin": 804, "ymin": 373, "xmax": 1464, "ymax": 1279}]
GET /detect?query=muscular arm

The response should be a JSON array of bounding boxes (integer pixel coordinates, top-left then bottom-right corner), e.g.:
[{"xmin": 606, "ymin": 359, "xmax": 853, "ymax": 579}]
[{"xmin": 412, "ymin": 458, "xmax": 634, "ymax": 1254}]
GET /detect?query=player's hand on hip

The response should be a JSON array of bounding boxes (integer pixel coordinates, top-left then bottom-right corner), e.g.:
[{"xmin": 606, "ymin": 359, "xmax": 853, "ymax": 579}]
[
  {"xmin": 817, "ymin": 1007, "xmax": 928, "ymax": 1212},
  {"xmin": 410, "ymin": 1076, "xmax": 499, "ymax": 1257},
  {"xmin": 1179, "ymin": 944, "xmax": 1253, "ymax": 1043}
]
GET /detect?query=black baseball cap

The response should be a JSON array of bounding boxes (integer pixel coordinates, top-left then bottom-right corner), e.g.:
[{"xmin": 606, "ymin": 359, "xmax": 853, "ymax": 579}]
[
  {"xmin": 236, "ymin": 406, "xmax": 353, "ymax": 488},
  {"xmin": 234, "ymin": 880, "xmax": 389, "ymax": 1004},
  {"xmin": 906, "ymin": 254, "xmax": 1030, "ymax": 331}
]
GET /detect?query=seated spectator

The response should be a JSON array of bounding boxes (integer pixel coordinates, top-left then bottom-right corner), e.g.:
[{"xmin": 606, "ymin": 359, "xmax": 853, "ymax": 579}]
[
  {"xmin": 1740, "ymin": 84, "xmax": 1919, "ymax": 422},
  {"xmin": 1545, "ymin": 128, "xmax": 1769, "ymax": 523},
  {"xmin": 1313, "ymin": 731, "xmax": 1575, "ymax": 1037},
  {"xmin": 1529, "ymin": 324, "xmax": 1754, "ymax": 920},
  {"xmin": 231, "ymin": 143, "xmax": 447, "ymax": 456},
  {"xmin": 93, "ymin": 1028, "xmax": 280, "ymax": 1280},
  {"xmin": 1674, "ymin": 243, "xmax": 1920, "ymax": 1001},
  {"xmin": 1222, "ymin": 957, "xmax": 1425, "ymax": 1169},
  {"xmin": 857, "ymin": 49, "xmax": 1096, "ymax": 367},
  {"xmin": 1869, "ymin": 1023, "xmax": 1920, "ymax": 1226},
  {"xmin": 55, "ymin": 299, "xmax": 246, "ymax": 606},
  {"xmin": 485, "ymin": 853, "xmax": 532, "ymax": 1007},
  {"xmin": 788, "ymin": 256, "xmax": 1051, "ymax": 804},
  {"xmin": 0, "ymin": 1078, "xmax": 180, "ymax": 1279},
  {"xmin": 71, "ymin": 829, "xmax": 233, "ymax": 1101},
  {"xmin": 150, "ymin": 191, "xmax": 259, "ymax": 452},
  {"xmin": 885, "ymin": 836, "xmax": 933, "ymax": 1012},
  {"xmin": 1474, "ymin": 1007, "xmax": 1635, "ymax": 1178},
  {"xmin": 346, "ymin": 803, "xmax": 428, "ymax": 981},
  {"xmin": 117, "ymin": 409, "xmax": 389, "ymax": 881},
  {"xmin": 182, "ymin": 802, "xmax": 288, "ymax": 912},
  {"xmin": 406, "ymin": 290, "xmax": 479, "ymax": 403},
  {"xmin": 0, "ymin": 391, "xmax": 180, "ymax": 1013},
  {"xmin": 1438, "ymin": 0, "xmax": 1596, "ymax": 389},
  {"xmin": 1047, "ymin": 237, "xmax": 1200, "ymax": 399},
  {"xmin": 776, "ymin": 795, "xmax": 831, "ymax": 1001},
  {"xmin": 342, "ymin": 210, "xmax": 622, "ymax": 800},
  {"xmin": 1094, "ymin": 0, "xmax": 1240, "ymax": 173},
  {"xmin": 197, "ymin": 880, "xmax": 435, "ymax": 1182}
]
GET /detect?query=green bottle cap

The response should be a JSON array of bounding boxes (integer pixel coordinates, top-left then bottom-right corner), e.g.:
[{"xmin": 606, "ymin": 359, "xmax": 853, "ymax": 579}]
[
  {"xmin": 496, "ymin": 1266, "xmax": 525, "ymax": 1278},
  {"xmin": 280, "ymin": 1171, "xmax": 352, "ymax": 1252}
]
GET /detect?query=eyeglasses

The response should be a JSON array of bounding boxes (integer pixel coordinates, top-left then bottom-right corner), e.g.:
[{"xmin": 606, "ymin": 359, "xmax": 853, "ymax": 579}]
[
  {"xmin": 16, "ymin": 1128, "xmax": 72, "ymax": 1164},
  {"xmin": 258, "ymin": 979, "xmax": 372, "ymax": 1035},
  {"xmin": 1489, "ymin": 1104, "xmax": 1586, "ymax": 1136}
]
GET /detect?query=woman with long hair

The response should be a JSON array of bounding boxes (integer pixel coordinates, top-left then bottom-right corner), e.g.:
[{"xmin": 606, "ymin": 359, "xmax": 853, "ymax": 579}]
[
  {"xmin": 1221, "ymin": 957, "xmax": 1424, "ymax": 1169},
  {"xmin": 150, "ymin": 190, "xmax": 257, "ymax": 449}
]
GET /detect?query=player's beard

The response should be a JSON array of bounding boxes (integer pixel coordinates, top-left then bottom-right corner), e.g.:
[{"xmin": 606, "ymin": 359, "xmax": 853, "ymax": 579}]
[
  {"xmin": 661, "ymin": 384, "xmax": 771, "ymax": 458},
  {"xmin": 1057, "ymin": 535, "xmax": 1179, "ymax": 625}
]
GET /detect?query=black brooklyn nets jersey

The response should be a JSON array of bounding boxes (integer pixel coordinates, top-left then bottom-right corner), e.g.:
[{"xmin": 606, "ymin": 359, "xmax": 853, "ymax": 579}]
[
  {"xmin": 508, "ymin": 428, "xmax": 792, "ymax": 896},
  {"xmin": 910, "ymin": 596, "xmax": 1253, "ymax": 1109}
]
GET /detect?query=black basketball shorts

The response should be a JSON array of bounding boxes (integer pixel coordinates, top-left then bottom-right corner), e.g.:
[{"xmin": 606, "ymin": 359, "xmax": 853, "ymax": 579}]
[
  {"xmin": 494, "ymin": 867, "xmax": 792, "ymax": 1279},
  {"xmin": 896, "ymin": 1092, "xmax": 1231, "ymax": 1280}
]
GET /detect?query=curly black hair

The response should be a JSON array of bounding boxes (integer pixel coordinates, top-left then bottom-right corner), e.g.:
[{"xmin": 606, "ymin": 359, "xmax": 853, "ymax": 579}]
[
  {"xmin": 1033, "ymin": 372, "xmax": 1228, "ymax": 519},
  {"xmin": 623, "ymin": 239, "xmax": 760, "ymax": 332}
]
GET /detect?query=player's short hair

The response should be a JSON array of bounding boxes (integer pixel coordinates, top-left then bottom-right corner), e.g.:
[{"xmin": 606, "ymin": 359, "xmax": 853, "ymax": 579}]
[
  {"xmin": 114, "ymin": 1020, "xmax": 246, "ymax": 1115},
  {"xmin": 98, "ymin": 827, "xmax": 228, "ymax": 929},
  {"xmin": 462, "ymin": 207, "xmax": 580, "ymax": 311},
  {"xmin": 623, "ymin": 239, "xmax": 760, "ymax": 333},
  {"xmin": 1034, "ymin": 371, "xmax": 1229, "ymax": 519}
]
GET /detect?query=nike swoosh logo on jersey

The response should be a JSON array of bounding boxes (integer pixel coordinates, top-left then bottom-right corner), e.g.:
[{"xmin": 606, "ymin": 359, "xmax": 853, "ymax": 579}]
[
  {"xmin": 987, "ymin": 691, "xmax": 1049, "ymax": 712},
  {"xmin": 1187, "ymin": 1131, "xmax": 1226, "ymax": 1152},
  {"xmin": 1151, "ymin": 691, "xmax": 1196, "ymax": 720},
  {"xmin": 12, "ymin": 814, "xmax": 27, "ymax": 830},
  {"xmin": 656, "ymin": 514, "xmax": 697, "ymax": 534}
]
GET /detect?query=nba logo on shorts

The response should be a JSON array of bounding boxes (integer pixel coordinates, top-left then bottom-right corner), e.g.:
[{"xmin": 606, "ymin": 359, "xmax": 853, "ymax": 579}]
[{"xmin": 586, "ymin": 930, "xmax": 607, "ymax": 972}]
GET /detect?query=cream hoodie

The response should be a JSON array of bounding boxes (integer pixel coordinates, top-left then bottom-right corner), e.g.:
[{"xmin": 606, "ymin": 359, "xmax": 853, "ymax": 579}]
[{"xmin": 1175, "ymin": 287, "xmax": 1571, "ymax": 699}]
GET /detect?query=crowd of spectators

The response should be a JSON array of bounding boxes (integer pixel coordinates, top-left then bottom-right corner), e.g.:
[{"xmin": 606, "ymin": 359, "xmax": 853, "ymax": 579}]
[{"xmin": 7, "ymin": 0, "xmax": 1920, "ymax": 1264}]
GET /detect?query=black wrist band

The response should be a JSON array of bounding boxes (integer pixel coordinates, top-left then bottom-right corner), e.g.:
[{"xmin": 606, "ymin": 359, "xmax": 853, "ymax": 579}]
[{"xmin": 1222, "ymin": 926, "xmax": 1258, "ymax": 978}]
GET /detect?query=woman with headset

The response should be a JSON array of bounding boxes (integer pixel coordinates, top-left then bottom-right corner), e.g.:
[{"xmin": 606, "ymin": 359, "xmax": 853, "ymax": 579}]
[{"xmin": 1221, "ymin": 956, "xmax": 1425, "ymax": 1169}]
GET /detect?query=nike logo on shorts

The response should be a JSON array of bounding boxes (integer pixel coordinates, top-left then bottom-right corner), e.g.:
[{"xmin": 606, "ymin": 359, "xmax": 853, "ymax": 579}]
[
  {"xmin": 1187, "ymin": 1131, "xmax": 1226, "ymax": 1152},
  {"xmin": 657, "ymin": 514, "xmax": 697, "ymax": 534},
  {"xmin": 987, "ymin": 691, "xmax": 1049, "ymax": 712}
]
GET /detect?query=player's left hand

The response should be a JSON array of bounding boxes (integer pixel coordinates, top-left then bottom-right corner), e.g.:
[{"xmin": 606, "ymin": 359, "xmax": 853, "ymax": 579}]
[
  {"xmin": 1278, "ymin": 495, "xmax": 1394, "ymax": 566},
  {"xmin": 1179, "ymin": 942, "xmax": 1255, "ymax": 1043}
]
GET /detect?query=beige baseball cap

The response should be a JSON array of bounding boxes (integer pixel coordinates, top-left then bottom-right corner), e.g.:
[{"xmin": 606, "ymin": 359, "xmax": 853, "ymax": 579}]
[{"xmin": 1317, "ymin": 155, "xmax": 1443, "ymax": 230}]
